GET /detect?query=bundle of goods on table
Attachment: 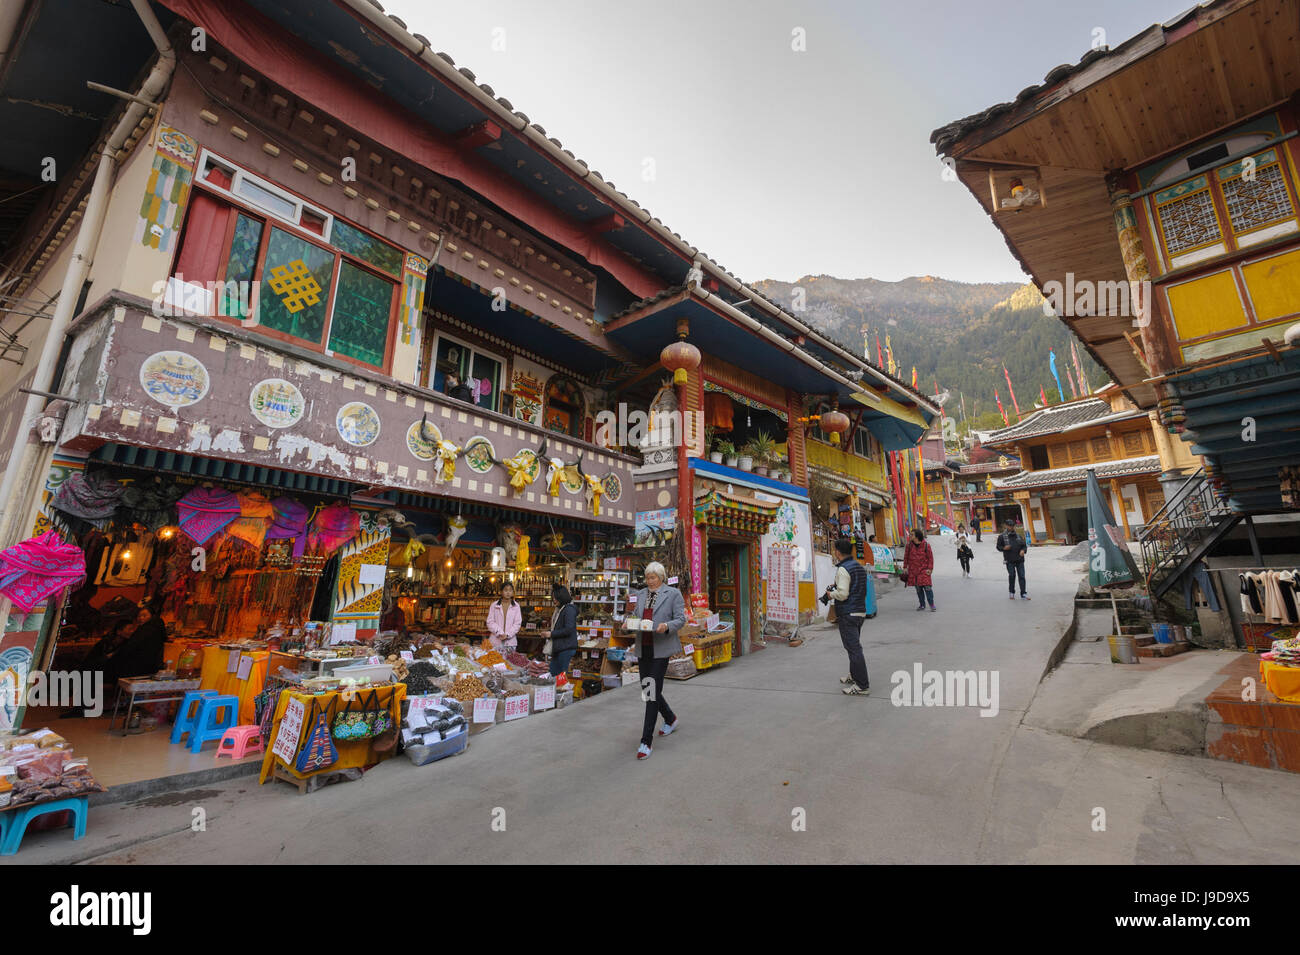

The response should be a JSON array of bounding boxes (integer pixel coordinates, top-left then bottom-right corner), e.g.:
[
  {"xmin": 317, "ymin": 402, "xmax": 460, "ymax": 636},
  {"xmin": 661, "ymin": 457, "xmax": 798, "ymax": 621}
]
[
  {"xmin": 1259, "ymin": 636, "xmax": 1300, "ymax": 704},
  {"xmin": 0, "ymin": 729, "xmax": 106, "ymax": 853}
]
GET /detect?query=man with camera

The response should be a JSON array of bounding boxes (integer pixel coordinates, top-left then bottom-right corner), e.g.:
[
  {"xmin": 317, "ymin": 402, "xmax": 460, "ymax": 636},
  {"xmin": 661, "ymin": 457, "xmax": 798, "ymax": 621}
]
[{"xmin": 823, "ymin": 537, "xmax": 871, "ymax": 696}]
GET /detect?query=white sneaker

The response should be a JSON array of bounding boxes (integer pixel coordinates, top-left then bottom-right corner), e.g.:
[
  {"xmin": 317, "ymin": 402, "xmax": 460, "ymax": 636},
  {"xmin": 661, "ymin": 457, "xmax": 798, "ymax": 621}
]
[
  {"xmin": 636, "ymin": 743, "xmax": 652, "ymax": 760},
  {"xmin": 658, "ymin": 719, "xmax": 679, "ymax": 737}
]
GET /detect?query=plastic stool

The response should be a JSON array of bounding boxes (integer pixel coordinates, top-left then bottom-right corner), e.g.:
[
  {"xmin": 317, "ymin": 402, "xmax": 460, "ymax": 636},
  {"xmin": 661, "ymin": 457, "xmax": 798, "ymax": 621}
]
[
  {"xmin": 1, "ymin": 796, "xmax": 89, "ymax": 855},
  {"xmin": 170, "ymin": 689, "xmax": 219, "ymax": 745},
  {"xmin": 188, "ymin": 694, "xmax": 239, "ymax": 753},
  {"xmin": 215, "ymin": 725, "xmax": 264, "ymax": 760}
]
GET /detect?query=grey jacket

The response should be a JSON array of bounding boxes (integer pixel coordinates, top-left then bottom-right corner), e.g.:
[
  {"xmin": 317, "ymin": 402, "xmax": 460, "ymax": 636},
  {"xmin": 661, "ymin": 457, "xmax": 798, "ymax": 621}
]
[{"xmin": 628, "ymin": 585, "xmax": 687, "ymax": 659}]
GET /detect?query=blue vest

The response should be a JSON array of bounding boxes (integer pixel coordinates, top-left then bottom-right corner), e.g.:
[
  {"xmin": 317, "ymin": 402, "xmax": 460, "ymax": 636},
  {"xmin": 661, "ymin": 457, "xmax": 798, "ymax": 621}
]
[{"xmin": 834, "ymin": 558, "xmax": 868, "ymax": 616}]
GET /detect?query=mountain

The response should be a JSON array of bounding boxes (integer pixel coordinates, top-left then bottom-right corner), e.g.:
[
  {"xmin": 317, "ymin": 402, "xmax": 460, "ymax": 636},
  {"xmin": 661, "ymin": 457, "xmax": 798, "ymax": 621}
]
[{"xmin": 752, "ymin": 275, "xmax": 1107, "ymax": 427}]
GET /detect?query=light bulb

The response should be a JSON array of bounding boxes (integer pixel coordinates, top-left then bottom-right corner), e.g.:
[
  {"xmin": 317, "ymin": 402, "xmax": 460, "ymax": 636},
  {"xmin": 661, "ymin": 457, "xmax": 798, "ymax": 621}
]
[
  {"xmin": 122, "ymin": 549, "xmax": 132, "ymax": 560},
  {"xmin": 445, "ymin": 559, "xmax": 453, "ymax": 568},
  {"xmin": 406, "ymin": 565, "xmax": 414, "ymax": 579}
]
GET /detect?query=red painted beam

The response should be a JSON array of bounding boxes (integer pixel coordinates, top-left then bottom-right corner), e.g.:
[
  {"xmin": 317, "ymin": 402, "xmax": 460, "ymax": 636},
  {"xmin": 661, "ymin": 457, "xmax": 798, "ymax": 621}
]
[
  {"xmin": 456, "ymin": 120, "xmax": 502, "ymax": 148},
  {"xmin": 589, "ymin": 213, "xmax": 626, "ymax": 234}
]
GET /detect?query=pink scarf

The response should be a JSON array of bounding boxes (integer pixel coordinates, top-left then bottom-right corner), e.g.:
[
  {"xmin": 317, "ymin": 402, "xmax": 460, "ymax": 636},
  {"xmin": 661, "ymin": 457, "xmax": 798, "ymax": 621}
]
[
  {"xmin": 0, "ymin": 531, "xmax": 87, "ymax": 612},
  {"xmin": 265, "ymin": 497, "xmax": 310, "ymax": 559},
  {"xmin": 308, "ymin": 503, "xmax": 360, "ymax": 556},
  {"xmin": 176, "ymin": 486, "xmax": 241, "ymax": 546}
]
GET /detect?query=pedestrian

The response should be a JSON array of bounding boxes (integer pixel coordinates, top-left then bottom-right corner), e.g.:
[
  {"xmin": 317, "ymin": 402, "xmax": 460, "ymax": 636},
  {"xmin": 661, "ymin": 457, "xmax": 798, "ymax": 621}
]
[
  {"xmin": 973, "ymin": 516, "xmax": 982, "ymax": 542},
  {"xmin": 486, "ymin": 581, "xmax": 521, "ymax": 650},
  {"xmin": 955, "ymin": 524, "xmax": 973, "ymax": 577},
  {"xmin": 627, "ymin": 561, "xmax": 686, "ymax": 760},
  {"xmin": 547, "ymin": 584, "xmax": 578, "ymax": 677},
  {"xmin": 823, "ymin": 537, "xmax": 871, "ymax": 695},
  {"xmin": 903, "ymin": 527, "xmax": 936, "ymax": 611},
  {"xmin": 997, "ymin": 521, "xmax": 1030, "ymax": 600}
]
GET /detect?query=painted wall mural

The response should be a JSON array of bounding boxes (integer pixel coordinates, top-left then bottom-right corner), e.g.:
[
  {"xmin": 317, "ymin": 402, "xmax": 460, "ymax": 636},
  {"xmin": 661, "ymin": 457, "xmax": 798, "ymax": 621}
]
[
  {"xmin": 134, "ymin": 125, "xmax": 196, "ymax": 252},
  {"xmin": 139, "ymin": 350, "xmax": 210, "ymax": 408},
  {"xmin": 336, "ymin": 402, "xmax": 381, "ymax": 447},
  {"xmin": 250, "ymin": 378, "xmax": 305, "ymax": 429}
]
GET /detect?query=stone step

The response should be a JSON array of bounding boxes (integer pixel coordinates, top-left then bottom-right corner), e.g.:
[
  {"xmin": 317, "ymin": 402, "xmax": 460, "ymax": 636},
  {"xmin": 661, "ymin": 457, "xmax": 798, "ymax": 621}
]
[{"xmin": 1137, "ymin": 641, "xmax": 1192, "ymax": 658}]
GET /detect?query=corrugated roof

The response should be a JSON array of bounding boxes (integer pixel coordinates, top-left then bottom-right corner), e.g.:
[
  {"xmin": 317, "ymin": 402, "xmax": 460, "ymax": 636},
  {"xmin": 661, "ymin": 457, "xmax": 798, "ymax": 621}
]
[
  {"xmin": 983, "ymin": 398, "xmax": 1145, "ymax": 445},
  {"xmin": 993, "ymin": 455, "xmax": 1161, "ymax": 490}
]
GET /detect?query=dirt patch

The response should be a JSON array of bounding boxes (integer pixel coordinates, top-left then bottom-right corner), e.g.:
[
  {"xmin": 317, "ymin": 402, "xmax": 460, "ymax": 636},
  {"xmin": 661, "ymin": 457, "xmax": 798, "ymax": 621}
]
[{"xmin": 131, "ymin": 788, "xmax": 225, "ymax": 807}]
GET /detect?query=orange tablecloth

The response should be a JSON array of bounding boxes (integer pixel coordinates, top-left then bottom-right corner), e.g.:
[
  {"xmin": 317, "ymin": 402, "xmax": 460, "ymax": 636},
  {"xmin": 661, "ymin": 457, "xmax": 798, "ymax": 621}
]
[
  {"xmin": 1261, "ymin": 660, "xmax": 1300, "ymax": 703},
  {"xmin": 259, "ymin": 684, "xmax": 405, "ymax": 784},
  {"xmin": 199, "ymin": 648, "xmax": 269, "ymax": 725}
]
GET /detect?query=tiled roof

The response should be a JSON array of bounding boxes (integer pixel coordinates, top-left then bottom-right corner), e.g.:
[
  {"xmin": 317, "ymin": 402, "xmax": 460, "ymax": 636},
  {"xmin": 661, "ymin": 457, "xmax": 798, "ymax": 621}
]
[
  {"xmin": 993, "ymin": 455, "xmax": 1161, "ymax": 490},
  {"xmin": 929, "ymin": 2, "xmax": 1219, "ymax": 155},
  {"xmin": 983, "ymin": 398, "xmax": 1145, "ymax": 445}
]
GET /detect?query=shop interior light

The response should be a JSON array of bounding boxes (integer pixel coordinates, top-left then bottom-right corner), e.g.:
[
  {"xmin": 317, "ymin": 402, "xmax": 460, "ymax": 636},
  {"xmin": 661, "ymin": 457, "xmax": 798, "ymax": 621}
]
[
  {"xmin": 445, "ymin": 559, "xmax": 453, "ymax": 568},
  {"xmin": 406, "ymin": 564, "xmax": 414, "ymax": 579}
]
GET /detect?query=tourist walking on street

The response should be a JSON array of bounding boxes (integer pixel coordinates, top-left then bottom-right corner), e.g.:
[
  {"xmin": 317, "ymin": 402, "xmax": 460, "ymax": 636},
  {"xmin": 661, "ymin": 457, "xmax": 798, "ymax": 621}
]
[
  {"xmin": 628, "ymin": 562, "xmax": 686, "ymax": 760},
  {"xmin": 997, "ymin": 521, "xmax": 1030, "ymax": 600},
  {"xmin": 972, "ymin": 516, "xmax": 982, "ymax": 542},
  {"xmin": 955, "ymin": 524, "xmax": 973, "ymax": 577},
  {"xmin": 547, "ymin": 584, "xmax": 578, "ymax": 677},
  {"xmin": 824, "ymin": 537, "xmax": 871, "ymax": 695},
  {"xmin": 904, "ymin": 527, "xmax": 936, "ymax": 611}
]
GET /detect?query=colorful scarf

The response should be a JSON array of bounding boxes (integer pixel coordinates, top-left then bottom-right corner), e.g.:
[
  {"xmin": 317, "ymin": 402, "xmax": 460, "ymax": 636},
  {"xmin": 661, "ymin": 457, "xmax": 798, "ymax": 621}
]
[
  {"xmin": 265, "ymin": 497, "xmax": 310, "ymax": 559},
  {"xmin": 176, "ymin": 486, "xmax": 241, "ymax": 546},
  {"xmin": 119, "ymin": 479, "xmax": 185, "ymax": 531},
  {"xmin": 308, "ymin": 503, "xmax": 360, "ymax": 556},
  {"xmin": 0, "ymin": 531, "xmax": 87, "ymax": 613},
  {"xmin": 50, "ymin": 471, "xmax": 123, "ymax": 521},
  {"xmin": 226, "ymin": 491, "xmax": 274, "ymax": 549}
]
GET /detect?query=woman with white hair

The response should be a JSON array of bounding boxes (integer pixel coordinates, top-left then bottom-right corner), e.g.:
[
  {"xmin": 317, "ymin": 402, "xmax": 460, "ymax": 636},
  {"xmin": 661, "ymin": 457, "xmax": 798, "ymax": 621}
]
[{"xmin": 627, "ymin": 561, "xmax": 687, "ymax": 760}]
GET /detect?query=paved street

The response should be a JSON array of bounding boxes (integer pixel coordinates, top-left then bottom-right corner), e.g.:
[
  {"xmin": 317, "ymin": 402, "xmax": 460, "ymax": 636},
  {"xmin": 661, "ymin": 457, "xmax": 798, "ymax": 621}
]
[{"xmin": 16, "ymin": 535, "xmax": 1300, "ymax": 864}]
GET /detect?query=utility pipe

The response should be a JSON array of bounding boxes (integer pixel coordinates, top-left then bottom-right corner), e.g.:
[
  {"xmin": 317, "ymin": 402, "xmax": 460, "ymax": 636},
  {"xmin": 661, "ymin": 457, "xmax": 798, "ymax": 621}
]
[{"xmin": 0, "ymin": 0, "xmax": 175, "ymax": 546}]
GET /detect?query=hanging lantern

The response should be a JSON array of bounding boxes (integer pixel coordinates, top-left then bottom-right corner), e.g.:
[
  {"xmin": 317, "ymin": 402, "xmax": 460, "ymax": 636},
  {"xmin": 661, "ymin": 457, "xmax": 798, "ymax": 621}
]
[
  {"xmin": 821, "ymin": 407, "xmax": 850, "ymax": 446},
  {"xmin": 661, "ymin": 317, "xmax": 701, "ymax": 386}
]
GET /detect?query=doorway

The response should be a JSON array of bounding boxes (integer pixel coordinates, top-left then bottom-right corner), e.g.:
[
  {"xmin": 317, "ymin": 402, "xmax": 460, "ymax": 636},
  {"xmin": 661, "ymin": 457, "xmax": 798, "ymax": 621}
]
[{"xmin": 708, "ymin": 539, "xmax": 748, "ymax": 656}]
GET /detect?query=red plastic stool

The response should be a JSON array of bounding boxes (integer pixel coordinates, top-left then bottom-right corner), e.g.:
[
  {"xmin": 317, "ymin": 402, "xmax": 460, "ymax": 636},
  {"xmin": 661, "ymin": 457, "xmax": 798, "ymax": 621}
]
[{"xmin": 215, "ymin": 725, "xmax": 265, "ymax": 760}]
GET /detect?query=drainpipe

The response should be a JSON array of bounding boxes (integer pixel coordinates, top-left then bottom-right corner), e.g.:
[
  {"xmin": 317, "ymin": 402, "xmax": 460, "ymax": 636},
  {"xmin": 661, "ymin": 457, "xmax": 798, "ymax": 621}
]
[{"xmin": 0, "ymin": 0, "xmax": 175, "ymax": 548}]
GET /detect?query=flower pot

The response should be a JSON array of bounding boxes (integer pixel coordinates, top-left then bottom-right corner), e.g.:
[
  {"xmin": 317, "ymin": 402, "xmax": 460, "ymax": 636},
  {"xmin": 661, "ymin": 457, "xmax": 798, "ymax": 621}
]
[
  {"xmin": 724, "ymin": 455, "xmax": 738, "ymax": 468},
  {"xmin": 737, "ymin": 456, "xmax": 753, "ymax": 471},
  {"xmin": 709, "ymin": 452, "xmax": 723, "ymax": 463},
  {"xmin": 754, "ymin": 465, "xmax": 769, "ymax": 477}
]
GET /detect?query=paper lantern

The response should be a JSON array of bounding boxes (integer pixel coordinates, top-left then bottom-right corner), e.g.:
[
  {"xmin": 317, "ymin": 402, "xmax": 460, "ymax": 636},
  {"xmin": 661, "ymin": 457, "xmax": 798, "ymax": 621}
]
[
  {"xmin": 821, "ymin": 409, "xmax": 850, "ymax": 446},
  {"xmin": 661, "ymin": 340, "xmax": 701, "ymax": 386}
]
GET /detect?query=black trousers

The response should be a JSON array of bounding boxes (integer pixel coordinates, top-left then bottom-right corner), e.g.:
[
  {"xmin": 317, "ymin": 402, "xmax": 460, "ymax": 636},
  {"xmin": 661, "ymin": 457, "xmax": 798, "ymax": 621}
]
[
  {"xmin": 958, "ymin": 556, "xmax": 971, "ymax": 573},
  {"xmin": 640, "ymin": 652, "xmax": 675, "ymax": 745},
  {"xmin": 1006, "ymin": 560, "xmax": 1026, "ymax": 595}
]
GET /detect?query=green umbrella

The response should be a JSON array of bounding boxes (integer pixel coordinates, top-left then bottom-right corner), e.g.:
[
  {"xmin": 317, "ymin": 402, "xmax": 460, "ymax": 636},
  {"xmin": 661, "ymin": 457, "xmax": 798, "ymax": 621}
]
[{"xmin": 1086, "ymin": 468, "xmax": 1139, "ymax": 590}]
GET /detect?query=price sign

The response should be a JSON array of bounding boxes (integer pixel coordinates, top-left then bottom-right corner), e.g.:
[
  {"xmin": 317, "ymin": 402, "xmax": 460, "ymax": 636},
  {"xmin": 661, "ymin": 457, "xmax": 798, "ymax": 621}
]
[
  {"xmin": 236, "ymin": 655, "xmax": 253, "ymax": 681},
  {"xmin": 367, "ymin": 656, "xmax": 382, "ymax": 665},
  {"xmin": 667, "ymin": 576, "xmax": 679, "ymax": 585},
  {"xmin": 408, "ymin": 695, "xmax": 443, "ymax": 711},
  {"xmin": 504, "ymin": 694, "xmax": 530, "ymax": 721},
  {"xmin": 399, "ymin": 650, "xmax": 414, "ymax": 662},
  {"xmin": 683, "ymin": 644, "xmax": 694, "ymax": 655},
  {"xmin": 473, "ymin": 697, "xmax": 498, "ymax": 723},
  {"xmin": 271, "ymin": 698, "xmax": 305, "ymax": 763},
  {"xmin": 534, "ymin": 685, "xmax": 555, "ymax": 711},
  {"xmin": 226, "ymin": 649, "xmax": 241, "ymax": 673}
]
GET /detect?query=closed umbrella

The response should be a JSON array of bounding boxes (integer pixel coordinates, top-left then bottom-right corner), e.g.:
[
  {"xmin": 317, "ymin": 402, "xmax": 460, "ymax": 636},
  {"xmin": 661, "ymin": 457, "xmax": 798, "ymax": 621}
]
[{"xmin": 1086, "ymin": 469, "xmax": 1140, "ymax": 647}]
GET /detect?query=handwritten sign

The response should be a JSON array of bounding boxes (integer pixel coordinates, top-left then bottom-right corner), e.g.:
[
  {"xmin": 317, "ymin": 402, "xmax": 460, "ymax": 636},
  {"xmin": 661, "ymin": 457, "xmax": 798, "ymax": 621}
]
[
  {"xmin": 226, "ymin": 649, "xmax": 241, "ymax": 673},
  {"xmin": 667, "ymin": 576, "xmax": 679, "ymax": 585},
  {"xmin": 358, "ymin": 563, "xmax": 386, "ymax": 586},
  {"xmin": 766, "ymin": 545, "xmax": 799, "ymax": 624},
  {"xmin": 367, "ymin": 656, "xmax": 382, "ymax": 665},
  {"xmin": 399, "ymin": 650, "xmax": 414, "ymax": 662},
  {"xmin": 504, "ymin": 695, "xmax": 530, "ymax": 721},
  {"xmin": 473, "ymin": 697, "xmax": 498, "ymax": 723},
  {"xmin": 271, "ymin": 698, "xmax": 305, "ymax": 763},
  {"xmin": 534, "ymin": 685, "xmax": 555, "ymax": 711},
  {"xmin": 408, "ymin": 694, "xmax": 443, "ymax": 711},
  {"xmin": 331, "ymin": 622, "xmax": 357, "ymax": 644},
  {"xmin": 236, "ymin": 655, "xmax": 253, "ymax": 681},
  {"xmin": 683, "ymin": 644, "xmax": 695, "ymax": 655}
]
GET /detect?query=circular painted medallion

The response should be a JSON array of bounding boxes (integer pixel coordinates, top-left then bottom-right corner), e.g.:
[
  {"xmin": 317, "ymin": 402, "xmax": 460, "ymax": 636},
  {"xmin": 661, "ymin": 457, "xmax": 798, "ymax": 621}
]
[
  {"xmin": 336, "ymin": 402, "xmax": 381, "ymax": 447},
  {"xmin": 463, "ymin": 436, "xmax": 495, "ymax": 473},
  {"xmin": 602, "ymin": 473, "xmax": 623, "ymax": 503},
  {"xmin": 406, "ymin": 418, "xmax": 442, "ymax": 460},
  {"xmin": 249, "ymin": 378, "xmax": 305, "ymax": 428},
  {"xmin": 139, "ymin": 351, "xmax": 210, "ymax": 408}
]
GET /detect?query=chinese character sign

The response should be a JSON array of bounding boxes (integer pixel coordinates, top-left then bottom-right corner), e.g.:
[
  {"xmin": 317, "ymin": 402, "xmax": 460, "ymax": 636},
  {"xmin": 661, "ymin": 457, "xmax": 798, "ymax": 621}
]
[{"xmin": 767, "ymin": 545, "xmax": 799, "ymax": 624}]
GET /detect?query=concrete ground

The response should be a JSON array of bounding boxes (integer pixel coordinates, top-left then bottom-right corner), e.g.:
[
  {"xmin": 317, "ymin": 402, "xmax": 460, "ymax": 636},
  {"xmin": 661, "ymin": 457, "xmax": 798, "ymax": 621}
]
[{"xmin": 12, "ymin": 535, "xmax": 1300, "ymax": 864}]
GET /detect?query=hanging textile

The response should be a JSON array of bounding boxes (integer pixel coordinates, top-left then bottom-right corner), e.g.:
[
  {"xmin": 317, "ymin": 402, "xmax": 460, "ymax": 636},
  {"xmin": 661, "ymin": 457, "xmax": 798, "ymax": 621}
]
[
  {"xmin": 308, "ymin": 503, "xmax": 360, "ymax": 556},
  {"xmin": 266, "ymin": 497, "xmax": 310, "ymax": 559},
  {"xmin": 0, "ymin": 531, "xmax": 87, "ymax": 613},
  {"xmin": 175, "ymin": 486, "xmax": 241, "ymax": 546},
  {"xmin": 50, "ymin": 471, "xmax": 124, "ymax": 521},
  {"xmin": 227, "ymin": 491, "xmax": 274, "ymax": 549},
  {"xmin": 119, "ymin": 479, "xmax": 185, "ymax": 531},
  {"xmin": 703, "ymin": 392, "xmax": 734, "ymax": 431}
]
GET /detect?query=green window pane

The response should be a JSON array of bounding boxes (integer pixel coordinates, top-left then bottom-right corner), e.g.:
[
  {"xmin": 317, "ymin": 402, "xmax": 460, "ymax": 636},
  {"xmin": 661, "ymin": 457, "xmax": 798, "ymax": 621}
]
[
  {"xmin": 219, "ymin": 213, "xmax": 262, "ymax": 318},
  {"xmin": 257, "ymin": 227, "xmax": 333, "ymax": 343},
  {"xmin": 330, "ymin": 219, "xmax": 403, "ymax": 277},
  {"xmin": 328, "ymin": 261, "xmax": 394, "ymax": 367},
  {"xmin": 470, "ymin": 352, "xmax": 501, "ymax": 412}
]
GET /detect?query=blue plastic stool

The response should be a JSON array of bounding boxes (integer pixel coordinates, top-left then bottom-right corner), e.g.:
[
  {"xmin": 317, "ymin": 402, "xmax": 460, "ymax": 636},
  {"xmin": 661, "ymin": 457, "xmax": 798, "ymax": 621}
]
[
  {"xmin": 170, "ymin": 689, "xmax": 219, "ymax": 745},
  {"xmin": 1, "ymin": 796, "xmax": 89, "ymax": 855},
  {"xmin": 188, "ymin": 694, "xmax": 239, "ymax": 753}
]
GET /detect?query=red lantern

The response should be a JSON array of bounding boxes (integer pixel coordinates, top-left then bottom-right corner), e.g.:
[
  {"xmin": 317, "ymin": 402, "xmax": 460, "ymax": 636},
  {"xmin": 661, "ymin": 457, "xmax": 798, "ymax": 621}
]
[
  {"xmin": 820, "ymin": 408, "xmax": 850, "ymax": 446},
  {"xmin": 661, "ymin": 340, "xmax": 701, "ymax": 386}
]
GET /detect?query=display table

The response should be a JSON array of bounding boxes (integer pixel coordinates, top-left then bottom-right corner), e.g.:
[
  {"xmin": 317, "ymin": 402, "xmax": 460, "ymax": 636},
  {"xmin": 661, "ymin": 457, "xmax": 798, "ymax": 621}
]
[
  {"xmin": 1260, "ymin": 660, "xmax": 1300, "ymax": 703},
  {"xmin": 259, "ymin": 683, "xmax": 406, "ymax": 785},
  {"xmin": 162, "ymin": 638, "xmax": 208, "ymax": 672},
  {"xmin": 199, "ymin": 648, "xmax": 269, "ymax": 725},
  {"xmin": 109, "ymin": 676, "xmax": 202, "ymax": 734}
]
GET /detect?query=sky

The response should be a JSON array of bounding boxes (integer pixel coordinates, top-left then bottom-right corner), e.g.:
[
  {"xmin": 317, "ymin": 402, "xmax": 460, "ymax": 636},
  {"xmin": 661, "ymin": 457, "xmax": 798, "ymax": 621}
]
[{"xmin": 383, "ymin": 0, "xmax": 1191, "ymax": 286}]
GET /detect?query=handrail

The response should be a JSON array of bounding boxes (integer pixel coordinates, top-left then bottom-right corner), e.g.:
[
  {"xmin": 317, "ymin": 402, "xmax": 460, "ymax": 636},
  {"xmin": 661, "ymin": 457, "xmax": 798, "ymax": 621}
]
[{"xmin": 1138, "ymin": 467, "xmax": 1205, "ymax": 541}]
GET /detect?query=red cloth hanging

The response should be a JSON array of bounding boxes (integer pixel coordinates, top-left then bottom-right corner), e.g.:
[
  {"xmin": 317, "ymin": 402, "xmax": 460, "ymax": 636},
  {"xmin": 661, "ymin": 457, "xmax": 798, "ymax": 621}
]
[{"xmin": 704, "ymin": 393, "xmax": 734, "ymax": 430}]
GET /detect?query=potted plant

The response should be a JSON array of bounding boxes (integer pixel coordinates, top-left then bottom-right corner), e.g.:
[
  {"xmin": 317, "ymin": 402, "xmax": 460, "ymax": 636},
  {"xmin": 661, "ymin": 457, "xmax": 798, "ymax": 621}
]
[
  {"xmin": 716, "ymin": 439, "xmax": 738, "ymax": 468},
  {"xmin": 705, "ymin": 426, "xmax": 720, "ymax": 463},
  {"xmin": 748, "ymin": 431, "xmax": 777, "ymax": 476},
  {"xmin": 736, "ymin": 440, "xmax": 754, "ymax": 471},
  {"xmin": 771, "ymin": 452, "xmax": 790, "ymax": 482}
]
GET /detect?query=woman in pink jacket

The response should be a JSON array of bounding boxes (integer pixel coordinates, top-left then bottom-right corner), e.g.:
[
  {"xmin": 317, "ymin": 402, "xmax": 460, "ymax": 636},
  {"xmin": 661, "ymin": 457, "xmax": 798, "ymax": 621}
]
[
  {"xmin": 904, "ymin": 527, "xmax": 936, "ymax": 612},
  {"xmin": 486, "ymin": 582, "xmax": 522, "ymax": 649}
]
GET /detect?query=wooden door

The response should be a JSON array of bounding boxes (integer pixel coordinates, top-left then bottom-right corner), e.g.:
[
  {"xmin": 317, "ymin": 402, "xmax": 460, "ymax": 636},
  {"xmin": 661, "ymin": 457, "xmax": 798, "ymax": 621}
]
[{"xmin": 709, "ymin": 544, "xmax": 740, "ymax": 637}]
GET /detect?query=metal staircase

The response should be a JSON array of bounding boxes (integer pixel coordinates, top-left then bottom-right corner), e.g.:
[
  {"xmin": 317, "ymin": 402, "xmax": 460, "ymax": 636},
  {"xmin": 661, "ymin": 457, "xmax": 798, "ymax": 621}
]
[{"xmin": 1138, "ymin": 468, "xmax": 1239, "ymax": 598}]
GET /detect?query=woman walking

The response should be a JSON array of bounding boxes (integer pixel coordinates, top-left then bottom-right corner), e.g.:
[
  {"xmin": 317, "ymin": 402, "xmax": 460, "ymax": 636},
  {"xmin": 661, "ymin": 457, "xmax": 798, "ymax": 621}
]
[
  {"xmin": 547, "ymin": 583, "xmax": 579, "ymax": 677},
  {"xmin": 486, "ymin": 581, "xmax": 521, "ymax": 650},
  {"xmin": 955, "ymin": 524, "xmax": 973, "ymax": 578},
  {"xmin": 627, "ymin": 562, "xmax": 686, "ymax": 760},
  {"xmin": 904, "ymin": 527, "xmax": 936, "ymax": 611}
]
